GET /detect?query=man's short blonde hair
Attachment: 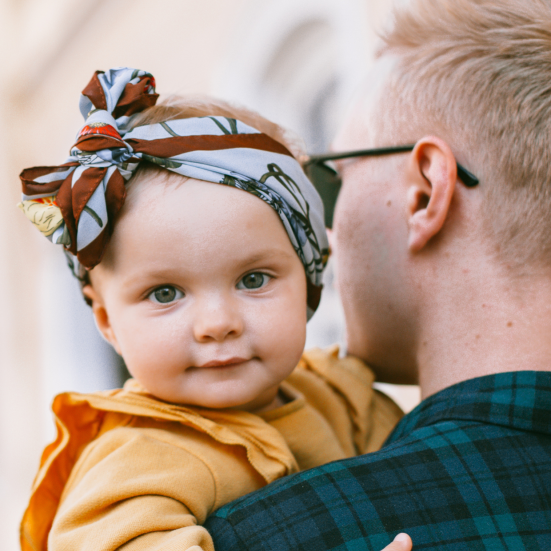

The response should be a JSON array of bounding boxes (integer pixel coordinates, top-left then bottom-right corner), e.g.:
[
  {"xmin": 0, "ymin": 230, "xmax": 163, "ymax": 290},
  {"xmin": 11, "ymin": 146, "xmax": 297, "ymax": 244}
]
[{"xmin": 377, "ymin": 0, "xmax": 551, "ymax": 268}]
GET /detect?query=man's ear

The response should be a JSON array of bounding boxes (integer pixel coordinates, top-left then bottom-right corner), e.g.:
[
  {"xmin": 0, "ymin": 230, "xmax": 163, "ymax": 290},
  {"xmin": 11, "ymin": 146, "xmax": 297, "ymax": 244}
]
[
  {"xmin": 406, "ymin": 137, "xmax": 457, "ymax": 253},
  {"xmin": 82, "ymin": 285, "xmax": 122, "ymax": 355}
]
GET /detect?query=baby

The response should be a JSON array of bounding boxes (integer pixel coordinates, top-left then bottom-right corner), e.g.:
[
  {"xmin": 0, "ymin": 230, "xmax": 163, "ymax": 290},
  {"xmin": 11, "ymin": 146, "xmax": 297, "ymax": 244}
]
[{"xmin": 19, "ymin": 68, "xmax": 404, "ymax": 551}]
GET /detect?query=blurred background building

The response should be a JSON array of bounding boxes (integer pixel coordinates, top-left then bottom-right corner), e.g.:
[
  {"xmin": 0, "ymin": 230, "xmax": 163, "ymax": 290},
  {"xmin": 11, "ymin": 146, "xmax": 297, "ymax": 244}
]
[{"xmin": 0, "ymin": 1, "xmax": 419, "ymax": 549}]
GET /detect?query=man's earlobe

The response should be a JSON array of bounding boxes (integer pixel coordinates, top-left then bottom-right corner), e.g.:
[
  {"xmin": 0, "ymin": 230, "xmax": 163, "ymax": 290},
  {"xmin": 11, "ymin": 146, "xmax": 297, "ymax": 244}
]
[
  {"xmin": 406, "ymin": 137, "xmax": 457, "ymax": 253},
  {"xmin": 82, "ymin": 285, "xmax": 122, "ymax": 354}
]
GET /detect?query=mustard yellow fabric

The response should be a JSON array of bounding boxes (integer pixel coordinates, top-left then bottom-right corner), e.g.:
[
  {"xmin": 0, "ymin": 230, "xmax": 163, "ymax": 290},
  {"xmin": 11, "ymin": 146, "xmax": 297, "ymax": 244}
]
[{"xmin": 21, "ymin": 347, "xmax": 403, "ymax": 551}]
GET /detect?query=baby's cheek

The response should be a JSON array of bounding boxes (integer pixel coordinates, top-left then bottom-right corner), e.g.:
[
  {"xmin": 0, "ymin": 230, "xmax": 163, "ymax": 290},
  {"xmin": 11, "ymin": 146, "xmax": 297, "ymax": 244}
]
[
  {"xmin": 256, "ymin": 300, "xmax": 306, "ymax": 366},
  {"xmin": 115, "ymin": 317, "xmax": 175, "ymax": 376}
]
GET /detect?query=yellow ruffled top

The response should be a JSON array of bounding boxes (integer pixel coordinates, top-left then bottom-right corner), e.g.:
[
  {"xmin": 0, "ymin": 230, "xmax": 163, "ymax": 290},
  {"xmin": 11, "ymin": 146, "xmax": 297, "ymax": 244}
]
[{"xmin": 21, "ymin": 347, "xmax": 403, "ymax": 551}]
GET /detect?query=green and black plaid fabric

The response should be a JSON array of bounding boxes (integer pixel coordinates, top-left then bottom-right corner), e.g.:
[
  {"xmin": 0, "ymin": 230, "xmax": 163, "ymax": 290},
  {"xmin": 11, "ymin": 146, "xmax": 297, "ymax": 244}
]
[{"xmin": 205, "ymin": 371, "xmax": 551, "ymax": 550}]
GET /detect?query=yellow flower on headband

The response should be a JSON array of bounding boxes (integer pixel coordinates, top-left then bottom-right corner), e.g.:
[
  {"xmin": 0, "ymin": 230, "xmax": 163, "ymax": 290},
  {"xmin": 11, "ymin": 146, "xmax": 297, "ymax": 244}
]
[{"xmin": 18, "ymin": 197, "xmax": 64, "ymax": 237}]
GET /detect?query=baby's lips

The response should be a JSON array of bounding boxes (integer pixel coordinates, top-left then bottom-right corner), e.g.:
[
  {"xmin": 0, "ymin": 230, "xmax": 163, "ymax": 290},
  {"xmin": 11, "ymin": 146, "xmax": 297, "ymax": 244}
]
[{"xmin": 197, "ymin": 357, "xmax": 250, "ymax": 369}]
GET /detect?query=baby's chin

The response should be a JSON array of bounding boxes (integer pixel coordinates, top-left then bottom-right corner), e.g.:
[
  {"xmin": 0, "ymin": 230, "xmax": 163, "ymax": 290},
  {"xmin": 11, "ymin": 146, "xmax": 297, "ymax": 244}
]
[{"xmin": 137, "ymin": 381, "xmax": 280, "ymax": 413}]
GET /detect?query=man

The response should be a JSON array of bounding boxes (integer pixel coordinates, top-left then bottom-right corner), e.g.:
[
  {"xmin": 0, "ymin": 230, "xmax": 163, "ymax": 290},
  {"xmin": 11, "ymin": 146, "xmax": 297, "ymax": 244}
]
[{"xmin": 205, "ymin": 0, "xmax": 551, "ymax": 548}]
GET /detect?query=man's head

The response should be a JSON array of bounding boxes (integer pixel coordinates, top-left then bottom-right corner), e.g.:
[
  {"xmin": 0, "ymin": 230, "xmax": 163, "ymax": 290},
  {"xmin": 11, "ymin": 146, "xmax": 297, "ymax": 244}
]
[{"xmin": 333, "ymin": 0, "xmax": 551, "ymax": 385}]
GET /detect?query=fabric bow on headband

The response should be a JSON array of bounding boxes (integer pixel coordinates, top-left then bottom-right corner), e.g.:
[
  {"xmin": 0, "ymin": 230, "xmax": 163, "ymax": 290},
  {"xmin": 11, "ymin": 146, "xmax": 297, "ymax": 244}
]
[{"xmin": 19, "ymin": 67, "xmax": 329, "ymax": 314}]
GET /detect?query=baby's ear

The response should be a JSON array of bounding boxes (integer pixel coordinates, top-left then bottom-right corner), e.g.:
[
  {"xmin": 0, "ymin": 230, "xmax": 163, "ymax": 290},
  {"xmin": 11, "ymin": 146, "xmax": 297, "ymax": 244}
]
[{"xmin": 82, "ymin": 285, "xmax": 122, "ymax": 355}]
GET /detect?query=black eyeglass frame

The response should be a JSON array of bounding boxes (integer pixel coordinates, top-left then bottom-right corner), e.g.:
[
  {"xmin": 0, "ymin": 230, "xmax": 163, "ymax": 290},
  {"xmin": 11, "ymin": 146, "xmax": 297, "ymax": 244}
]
[{"xmin": 303, "ymin": 144, "xmax": 479, "ymax": 228}]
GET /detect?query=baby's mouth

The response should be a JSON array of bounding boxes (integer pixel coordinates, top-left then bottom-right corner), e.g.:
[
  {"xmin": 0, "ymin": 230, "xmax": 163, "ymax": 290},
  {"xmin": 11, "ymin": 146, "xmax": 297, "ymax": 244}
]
[{"xmin": 197, "ymin": 357, "xmax": 250, "ymax": 369}]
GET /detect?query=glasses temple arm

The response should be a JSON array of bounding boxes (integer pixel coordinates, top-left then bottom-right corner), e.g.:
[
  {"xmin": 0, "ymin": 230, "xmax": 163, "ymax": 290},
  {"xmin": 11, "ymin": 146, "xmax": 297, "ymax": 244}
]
[
  {"xmin": 305, "ymin": 145, "xmax": 479, "ymax": 187},
  {"xmin": 455, "ymin": 163, "xmax": 479, "ymax": 187},
  {"xmin": 305, "ymin": 145, "xmax": 416, "ymax": 165}
]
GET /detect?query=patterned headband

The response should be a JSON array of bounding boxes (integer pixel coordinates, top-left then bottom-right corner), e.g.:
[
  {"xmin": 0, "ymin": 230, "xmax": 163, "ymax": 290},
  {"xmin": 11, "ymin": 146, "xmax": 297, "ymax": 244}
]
[{"xmin": 18, "ymin": 67, "xmax": 329, "ymax": 314}]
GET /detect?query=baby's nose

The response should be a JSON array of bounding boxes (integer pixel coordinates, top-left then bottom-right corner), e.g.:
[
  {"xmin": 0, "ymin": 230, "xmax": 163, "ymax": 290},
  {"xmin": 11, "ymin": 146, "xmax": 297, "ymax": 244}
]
[{"xmin": 192, "ymin": 296, "xmax": 244, "ymax": 343}]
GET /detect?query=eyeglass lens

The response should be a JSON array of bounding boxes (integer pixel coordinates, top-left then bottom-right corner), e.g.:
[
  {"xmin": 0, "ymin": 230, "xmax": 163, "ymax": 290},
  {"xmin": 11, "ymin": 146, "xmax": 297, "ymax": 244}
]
[{"xmin": 303, "ymin": 162, "xmax": 341, "ymax": 229}]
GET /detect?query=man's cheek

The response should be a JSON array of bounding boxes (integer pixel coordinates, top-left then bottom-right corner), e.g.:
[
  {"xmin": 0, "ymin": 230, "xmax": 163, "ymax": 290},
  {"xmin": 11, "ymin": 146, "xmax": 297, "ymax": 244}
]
[{"xmin": 334, "ymin": 192, "xmax": 364, "ymax": 253}]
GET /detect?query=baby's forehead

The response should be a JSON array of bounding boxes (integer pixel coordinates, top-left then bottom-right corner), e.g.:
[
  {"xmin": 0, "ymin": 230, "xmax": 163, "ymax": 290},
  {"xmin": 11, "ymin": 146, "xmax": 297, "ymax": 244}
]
[
  {"xmin": 108, "ymin": 175, "xmax": 291, "ymax": 263},
  {"xmin": 92, "ymin": 176, "xmax": 302, "ymax": 297},
  {"xmin": 123, "ymin": 166, "xmax": 190, "ymax": 208},
  {"xmin": 123, "ymin": 172, "xmax": 269, "ymax": 217}
]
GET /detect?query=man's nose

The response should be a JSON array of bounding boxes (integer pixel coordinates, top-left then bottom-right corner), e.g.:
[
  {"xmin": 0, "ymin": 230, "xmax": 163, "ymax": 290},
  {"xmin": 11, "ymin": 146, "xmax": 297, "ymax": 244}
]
[{"xmin": 192, "ymin": 295, "xmax": 244, "ymax": 343}]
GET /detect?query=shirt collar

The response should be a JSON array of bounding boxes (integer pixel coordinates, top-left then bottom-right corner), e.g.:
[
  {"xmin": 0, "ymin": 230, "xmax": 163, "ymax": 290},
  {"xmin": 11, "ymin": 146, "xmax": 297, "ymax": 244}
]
[{"xmin": 386, "ymin": 371, "xmax": 551, "ymax": 445}]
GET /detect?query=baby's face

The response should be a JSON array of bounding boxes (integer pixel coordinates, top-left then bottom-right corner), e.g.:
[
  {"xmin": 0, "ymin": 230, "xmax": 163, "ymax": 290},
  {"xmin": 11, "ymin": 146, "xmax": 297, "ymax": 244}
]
[{"xmin": 86, "ymin": 177, "xmax": 307, "ymax": 412}]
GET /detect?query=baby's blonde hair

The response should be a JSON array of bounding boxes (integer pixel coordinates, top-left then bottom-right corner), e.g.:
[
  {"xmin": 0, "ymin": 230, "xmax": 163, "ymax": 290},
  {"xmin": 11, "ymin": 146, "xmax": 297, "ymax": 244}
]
[{"xmin": 376, "ymin": 0, "xmax": 551, "ymax": 269}]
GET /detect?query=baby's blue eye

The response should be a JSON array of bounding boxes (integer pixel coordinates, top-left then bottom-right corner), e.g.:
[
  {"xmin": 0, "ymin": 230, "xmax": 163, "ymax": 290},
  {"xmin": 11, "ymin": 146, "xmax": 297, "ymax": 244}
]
[
  {"xmin": 237, "ymin": 273, "xmax": 270, "ymax": 290},
  {"xmin": 149, "ymin": 286, "xmax": 184, "ymax": 304}
]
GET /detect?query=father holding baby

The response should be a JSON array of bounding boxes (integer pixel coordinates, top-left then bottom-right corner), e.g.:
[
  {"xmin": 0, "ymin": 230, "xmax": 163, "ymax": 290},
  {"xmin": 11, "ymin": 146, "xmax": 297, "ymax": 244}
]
[{"xmin": 205, "ymin": 0, "xmax": 551, "ymax": 548}]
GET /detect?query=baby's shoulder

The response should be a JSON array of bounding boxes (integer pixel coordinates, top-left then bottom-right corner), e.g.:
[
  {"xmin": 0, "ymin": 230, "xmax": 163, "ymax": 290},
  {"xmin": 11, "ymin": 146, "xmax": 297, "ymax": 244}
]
[
  {"xmin": 285, "ymin": 346, "xmax": 403, "ymax": 454},
  {"xmin": 290, "ymin": 345, "xmax": 376, "ymax": 391}
]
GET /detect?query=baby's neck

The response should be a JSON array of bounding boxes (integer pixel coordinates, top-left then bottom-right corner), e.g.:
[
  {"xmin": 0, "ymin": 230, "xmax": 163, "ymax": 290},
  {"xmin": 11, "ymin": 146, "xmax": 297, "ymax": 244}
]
[{"xmin": 248, "ymin": 388, "xmax": 290, "ymax": 414}]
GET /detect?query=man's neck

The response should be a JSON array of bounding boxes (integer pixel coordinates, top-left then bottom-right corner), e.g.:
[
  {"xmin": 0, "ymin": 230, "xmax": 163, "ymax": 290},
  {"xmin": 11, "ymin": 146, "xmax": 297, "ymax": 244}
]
[{"xmin": 416, "ymin": 266, "xmax": 551, "ymax": 400}]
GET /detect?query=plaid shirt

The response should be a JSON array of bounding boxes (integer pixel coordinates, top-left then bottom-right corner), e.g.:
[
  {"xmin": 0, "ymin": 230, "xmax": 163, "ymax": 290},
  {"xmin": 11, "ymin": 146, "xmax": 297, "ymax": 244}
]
[{"xmin": 205, "ymin": 371, "xmax": 551, "ymax": 550}]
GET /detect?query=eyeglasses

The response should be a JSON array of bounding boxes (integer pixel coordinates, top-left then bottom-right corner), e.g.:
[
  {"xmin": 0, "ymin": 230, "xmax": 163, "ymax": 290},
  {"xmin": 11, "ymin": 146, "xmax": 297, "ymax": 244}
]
[{"xmin": 303, "ymin": 144, "xmax": 479, "ymax": 228}]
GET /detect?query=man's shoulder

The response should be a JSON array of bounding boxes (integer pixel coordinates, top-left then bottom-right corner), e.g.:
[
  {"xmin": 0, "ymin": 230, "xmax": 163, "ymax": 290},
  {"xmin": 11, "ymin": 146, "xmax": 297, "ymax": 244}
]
[
  {"xmin": 209, "ymin": 412, "xmax": 523, "ymax": 516},
  {"xmin": 206, "ymin": 372, "xmax": 551, "ymax": 550},
  {"xmin": 207, "ymin": 416, "xmax": 551, "ymax": 550}
]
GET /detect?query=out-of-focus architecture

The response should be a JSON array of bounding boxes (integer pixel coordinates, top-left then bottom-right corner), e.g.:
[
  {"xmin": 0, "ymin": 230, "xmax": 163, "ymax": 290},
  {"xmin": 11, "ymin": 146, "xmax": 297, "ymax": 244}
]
[{"xmin": 0, "ymin": 1, "xmax": 419, "ymax": 549}]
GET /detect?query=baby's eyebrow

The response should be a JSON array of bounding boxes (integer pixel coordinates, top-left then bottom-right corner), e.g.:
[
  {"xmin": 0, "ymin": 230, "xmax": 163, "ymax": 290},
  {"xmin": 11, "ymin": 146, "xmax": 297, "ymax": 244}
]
[{"xmin": 239, "ymin": 249, "xmax": 295, "ymax": 267}]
